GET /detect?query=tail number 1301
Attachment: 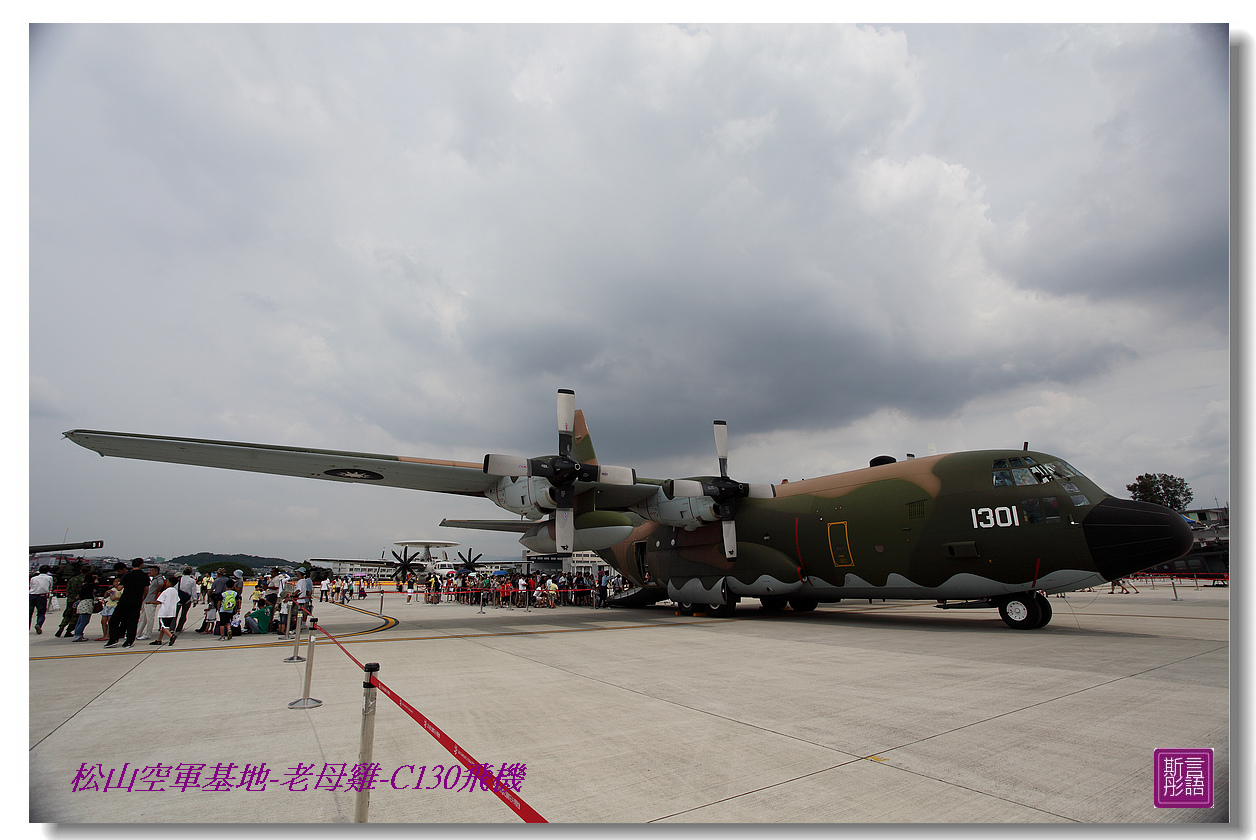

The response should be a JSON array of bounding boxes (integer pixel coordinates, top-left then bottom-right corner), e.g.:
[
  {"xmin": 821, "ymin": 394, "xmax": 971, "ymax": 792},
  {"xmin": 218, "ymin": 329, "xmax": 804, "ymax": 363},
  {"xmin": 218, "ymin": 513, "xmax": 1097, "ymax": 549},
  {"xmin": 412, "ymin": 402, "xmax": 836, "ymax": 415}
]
[{"xmin": 971, "ymin": 506, "xmax": 1020, "ymax": 529}]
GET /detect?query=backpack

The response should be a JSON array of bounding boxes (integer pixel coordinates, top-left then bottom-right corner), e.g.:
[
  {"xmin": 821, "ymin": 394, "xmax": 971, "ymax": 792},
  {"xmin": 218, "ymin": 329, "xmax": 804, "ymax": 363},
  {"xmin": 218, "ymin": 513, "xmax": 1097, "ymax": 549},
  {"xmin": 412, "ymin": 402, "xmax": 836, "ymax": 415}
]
[{"xmin": 221, "ymin": 589, "xmax": 238, "ymax": 613}]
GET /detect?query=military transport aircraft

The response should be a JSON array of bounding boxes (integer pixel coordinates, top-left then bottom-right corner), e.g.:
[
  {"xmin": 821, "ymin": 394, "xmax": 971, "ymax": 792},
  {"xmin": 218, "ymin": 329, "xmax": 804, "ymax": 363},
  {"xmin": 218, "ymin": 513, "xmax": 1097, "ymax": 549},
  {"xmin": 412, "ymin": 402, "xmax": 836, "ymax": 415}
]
[{"xmin": 64, "ymin": 389, "xmax": 1193, "ymax": 629}]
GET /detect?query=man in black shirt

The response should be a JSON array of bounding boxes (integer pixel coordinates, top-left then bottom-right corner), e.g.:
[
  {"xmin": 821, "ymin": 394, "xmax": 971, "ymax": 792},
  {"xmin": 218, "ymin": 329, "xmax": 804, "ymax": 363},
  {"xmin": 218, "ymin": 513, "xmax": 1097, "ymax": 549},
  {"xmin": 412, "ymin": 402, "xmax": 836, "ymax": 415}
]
[{"xmin": 105, "ymin": 559, "xmax": 150, "ymax": 648}]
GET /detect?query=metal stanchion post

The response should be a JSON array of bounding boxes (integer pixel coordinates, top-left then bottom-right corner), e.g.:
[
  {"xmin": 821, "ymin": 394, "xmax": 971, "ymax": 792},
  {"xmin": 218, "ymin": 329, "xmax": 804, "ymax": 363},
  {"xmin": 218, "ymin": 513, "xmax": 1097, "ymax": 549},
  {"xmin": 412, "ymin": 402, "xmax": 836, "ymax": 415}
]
[
  {"xmin": 285, "ymin": 610, "xmax": 306, "ymax": 662},
  {"xmin": 355, "ymin": 663, "xmax": 381, "ymax": 824},
  {"xmin": 288, "ymin": 617, "xmax": 322, "ymax": 710},
  {"xmin": 379, "ymin": 594, "xmax": 384, "ymax": 616}
]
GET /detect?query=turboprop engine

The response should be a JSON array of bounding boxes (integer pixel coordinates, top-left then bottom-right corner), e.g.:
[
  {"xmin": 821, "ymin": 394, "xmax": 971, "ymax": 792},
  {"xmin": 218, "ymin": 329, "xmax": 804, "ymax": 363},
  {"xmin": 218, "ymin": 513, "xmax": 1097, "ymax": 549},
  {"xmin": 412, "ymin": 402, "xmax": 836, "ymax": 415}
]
[
  {"xmin": 630, "ymin": 487, "xmax": 719, "ymax": 530},
  {"xmin": 485, "ymin": 475, "xmax": 555, "ymax": 520},
  {"xmin": 518, "ymin": 511, "xmax": 636, "ymax": 553}
]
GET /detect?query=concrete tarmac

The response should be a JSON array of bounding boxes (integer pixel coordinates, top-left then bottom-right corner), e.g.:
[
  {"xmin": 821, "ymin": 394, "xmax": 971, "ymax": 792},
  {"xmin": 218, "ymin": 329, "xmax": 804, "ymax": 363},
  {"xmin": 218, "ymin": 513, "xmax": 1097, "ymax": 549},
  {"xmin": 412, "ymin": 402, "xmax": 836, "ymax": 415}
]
[{"xmin": 29, "ymin": 584, "xmax": 1230, "ymax": 824}]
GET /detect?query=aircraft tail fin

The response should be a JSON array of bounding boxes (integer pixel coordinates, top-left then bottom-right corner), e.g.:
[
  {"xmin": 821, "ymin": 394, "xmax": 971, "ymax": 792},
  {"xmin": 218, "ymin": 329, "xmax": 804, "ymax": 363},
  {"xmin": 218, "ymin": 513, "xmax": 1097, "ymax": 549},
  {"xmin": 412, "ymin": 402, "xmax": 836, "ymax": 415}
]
[
  {"xmin": 573, "ymin": 410, "xmax": 600, "ymax": 517},
  {"xmin": 572, "ymin": 409, "xmax": 599, "ymax": 466}
]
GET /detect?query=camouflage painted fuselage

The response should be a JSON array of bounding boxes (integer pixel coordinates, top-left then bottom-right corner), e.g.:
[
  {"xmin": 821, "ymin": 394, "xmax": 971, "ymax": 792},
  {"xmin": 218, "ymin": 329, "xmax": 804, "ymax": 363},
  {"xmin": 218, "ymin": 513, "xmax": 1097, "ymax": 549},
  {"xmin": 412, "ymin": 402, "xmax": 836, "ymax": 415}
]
[{"xmin": 597, "ymin": 450, "xmax": 1193, "ymax": 606}]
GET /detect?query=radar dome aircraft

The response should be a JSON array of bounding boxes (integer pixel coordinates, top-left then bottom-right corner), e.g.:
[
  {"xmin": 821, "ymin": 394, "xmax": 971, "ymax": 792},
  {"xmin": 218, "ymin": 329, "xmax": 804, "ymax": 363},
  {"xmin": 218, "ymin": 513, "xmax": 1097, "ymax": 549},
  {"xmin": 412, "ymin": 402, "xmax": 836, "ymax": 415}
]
[
  {"xmin": 388, "ymin": 540, "xmax": 459, "ymax": 580},
  {"xmin": 64, "ymin": 389, "xmax": 1193, "ymax": 629}
]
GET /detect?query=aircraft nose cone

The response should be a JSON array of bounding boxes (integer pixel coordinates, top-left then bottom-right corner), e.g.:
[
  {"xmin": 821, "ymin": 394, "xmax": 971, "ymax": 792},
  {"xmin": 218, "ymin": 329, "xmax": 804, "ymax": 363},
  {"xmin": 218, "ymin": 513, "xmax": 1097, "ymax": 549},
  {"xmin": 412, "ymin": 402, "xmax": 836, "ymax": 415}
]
[{"xmin": 1082, "ymin": 497, "xmax": 1195, "ymax": 580}]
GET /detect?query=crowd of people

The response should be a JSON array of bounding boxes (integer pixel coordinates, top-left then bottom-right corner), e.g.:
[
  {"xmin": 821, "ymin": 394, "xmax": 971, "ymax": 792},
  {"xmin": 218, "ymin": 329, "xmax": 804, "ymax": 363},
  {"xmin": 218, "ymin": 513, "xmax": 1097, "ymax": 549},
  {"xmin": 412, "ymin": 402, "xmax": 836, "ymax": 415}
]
[
  {"xmin": 317, "ymin": 575, "xmax": 373, "ymax": 603},
  {"xmin": 28, "ymin": 559, "xmax": 200, "ymax": 646},
  {"xmin": 26, "ymin": 561, "xmax": 319, "ymax": 646},
  {"xmin": 30, "ymin": 562, "xmax": 637, "ymax": 646},
  {"xmin": 398, "ymin": 569, "xmax": 629, "ymax": 609}
]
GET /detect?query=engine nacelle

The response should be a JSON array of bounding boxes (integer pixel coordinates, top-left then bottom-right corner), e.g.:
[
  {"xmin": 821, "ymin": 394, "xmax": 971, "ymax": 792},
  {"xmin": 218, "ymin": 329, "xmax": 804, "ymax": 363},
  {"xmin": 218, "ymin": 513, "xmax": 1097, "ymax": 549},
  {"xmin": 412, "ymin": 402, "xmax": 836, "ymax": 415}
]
[
  {"xmin": 519, "ymin": 511, "xmax": 635, "ymax": 553},
  {"xmin": 486, "ymin": 475, "xmax": 554, "ymax": 520},
  {"xmin": 630, "ymin": 486, "xmax": 719, "ymax": 530}
]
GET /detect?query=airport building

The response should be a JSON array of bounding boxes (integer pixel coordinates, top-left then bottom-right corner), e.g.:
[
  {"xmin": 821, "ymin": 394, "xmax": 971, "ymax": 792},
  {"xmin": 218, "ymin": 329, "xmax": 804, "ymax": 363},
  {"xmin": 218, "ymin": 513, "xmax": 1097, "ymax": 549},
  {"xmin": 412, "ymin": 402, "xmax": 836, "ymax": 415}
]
[
  {"xmin": 308, "ymin": 558, "xmax": 397, "ymax": 577},
  {"xmin": 522, "ymin": 550, "xmax": 611, "ymax": 577}
]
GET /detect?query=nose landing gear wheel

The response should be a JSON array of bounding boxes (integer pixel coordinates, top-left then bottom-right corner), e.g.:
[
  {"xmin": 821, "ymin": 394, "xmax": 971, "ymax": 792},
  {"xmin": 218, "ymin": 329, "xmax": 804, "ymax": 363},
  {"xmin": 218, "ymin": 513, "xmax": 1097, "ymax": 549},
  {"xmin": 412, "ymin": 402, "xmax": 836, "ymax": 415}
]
[{"xmin": 997, "ymin": 593, "xmax": 1043, "ymax": 629}]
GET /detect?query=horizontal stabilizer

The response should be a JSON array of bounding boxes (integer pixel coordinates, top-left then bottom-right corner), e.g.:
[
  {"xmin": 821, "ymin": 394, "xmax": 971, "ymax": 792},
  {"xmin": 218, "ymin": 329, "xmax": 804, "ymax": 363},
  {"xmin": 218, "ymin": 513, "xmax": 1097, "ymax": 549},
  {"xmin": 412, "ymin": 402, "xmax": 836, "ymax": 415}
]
[{"xmin": 439, "ymin": 519, "xmax": 537, "ymax": 534}]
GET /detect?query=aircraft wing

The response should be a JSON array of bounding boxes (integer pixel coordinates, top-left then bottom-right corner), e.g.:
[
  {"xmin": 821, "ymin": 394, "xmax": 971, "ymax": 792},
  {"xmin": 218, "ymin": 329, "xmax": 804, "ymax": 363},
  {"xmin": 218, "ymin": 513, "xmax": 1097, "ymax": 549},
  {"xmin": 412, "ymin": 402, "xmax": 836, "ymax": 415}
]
[
  {"xmin": 589, "ymin": 481, "xmax": 660, "ymax": 509},
  {"xmin": 63, "ymin": 430, "xmax": 496, "ymax": 496}
]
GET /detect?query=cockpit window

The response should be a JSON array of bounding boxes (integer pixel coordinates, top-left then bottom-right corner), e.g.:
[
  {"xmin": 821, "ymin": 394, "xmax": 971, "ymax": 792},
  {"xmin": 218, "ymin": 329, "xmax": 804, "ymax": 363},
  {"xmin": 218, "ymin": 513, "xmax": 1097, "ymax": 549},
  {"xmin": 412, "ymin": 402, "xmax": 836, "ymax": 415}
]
[
  {"xmin": 1013, "ymin": 468, "xmax": 1037, "ymax": 486},
  {"xmin": 993, "ymin": 458, "xmax": 1085, "ymax": 487},
  {"xmin": 1019, "ymin": 496, "xmax": 1063, "ymax": 524}
]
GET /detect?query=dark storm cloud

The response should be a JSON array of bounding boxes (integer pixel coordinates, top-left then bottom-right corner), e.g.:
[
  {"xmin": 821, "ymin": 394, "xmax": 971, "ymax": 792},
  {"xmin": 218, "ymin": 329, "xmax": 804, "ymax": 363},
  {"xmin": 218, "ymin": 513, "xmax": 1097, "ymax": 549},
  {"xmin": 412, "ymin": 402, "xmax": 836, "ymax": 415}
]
[
  {"xmin": 29, "ymin": 23, "xmax": 1231, "ymax": 561},
  {"xmin": 980, "ymin": 25, "xmax": 1229, "ymax": 321}
]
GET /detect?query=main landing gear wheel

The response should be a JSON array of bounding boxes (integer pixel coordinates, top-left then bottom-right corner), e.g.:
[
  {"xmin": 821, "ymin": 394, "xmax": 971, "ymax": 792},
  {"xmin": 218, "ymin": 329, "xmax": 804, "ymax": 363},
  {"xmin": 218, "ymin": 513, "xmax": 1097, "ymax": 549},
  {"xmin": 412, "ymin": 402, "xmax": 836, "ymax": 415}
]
[
  {"xmin": 1032, "ymin": 591, "xmax": 1053, "ymax": 628},
  {"xmin": 708, "ymin": 601, "xmax": 737, "ymax": 618},
  {"xmin": 997, "ymin": 593, "xmax": 1043, "ymax": 629},
  {"xmin": 759, "ymin": 595, "xmax": 788, "ymax": 611},
  {"xmin": 677, "ymin": 601, "xmax": 696, "ymax": 616},
  {"xmin": 788, "ymin": 597, "xmax": 818, "ymax": 613}
]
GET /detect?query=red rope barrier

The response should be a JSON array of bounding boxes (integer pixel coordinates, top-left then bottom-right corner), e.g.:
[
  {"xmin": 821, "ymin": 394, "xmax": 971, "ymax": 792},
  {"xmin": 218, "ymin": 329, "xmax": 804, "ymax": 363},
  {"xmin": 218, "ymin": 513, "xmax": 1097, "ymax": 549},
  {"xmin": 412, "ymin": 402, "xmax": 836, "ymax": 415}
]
[
  {"xmin": 309, "ymin": 620, "xmax": 366, "ymax": 670},
  {"xmin": 292, "ymin": 605, "xmax": 547, "ymax": 823},
  {"xmin": 370, "ymin": 674, "xmax": 547, "ymax": 823}
]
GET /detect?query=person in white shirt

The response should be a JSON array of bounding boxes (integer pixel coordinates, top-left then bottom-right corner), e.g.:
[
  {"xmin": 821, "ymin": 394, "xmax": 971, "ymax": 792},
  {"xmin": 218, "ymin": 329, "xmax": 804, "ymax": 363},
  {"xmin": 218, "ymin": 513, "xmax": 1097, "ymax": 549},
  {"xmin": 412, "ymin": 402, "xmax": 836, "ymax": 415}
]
[
  {"xmin": 135, "ymin": 566, "xmax": 163, "ymax": 641},
  {"xmin": 175, "ymin": 569, "xmax": 198, "ymax": 632},
  {"xmin": 281, "ymin": 570, "xmax": 312, "ymax": 638},
  {"xmin": 292, "ymin": 570, "xmax": 313, "ymax": 612},
  {"xmin": 29, "ymin": 565, "xmax": 54, "ymax": 634},
  {"xmin": 267, "ymin": 568, "xmax": 289, "ymax": 633},
  {"xmin": 153, "ymin": 575, "xmax": 181, "ymax": 646}
]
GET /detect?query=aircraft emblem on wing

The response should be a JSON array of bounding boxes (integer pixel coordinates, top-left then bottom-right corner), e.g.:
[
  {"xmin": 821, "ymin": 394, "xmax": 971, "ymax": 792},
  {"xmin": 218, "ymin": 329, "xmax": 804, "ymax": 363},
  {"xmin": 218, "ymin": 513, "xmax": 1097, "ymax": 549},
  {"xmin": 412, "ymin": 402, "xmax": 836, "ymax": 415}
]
[{"xmin": 326, "ymin": 468, "xmax": 384, "ymax": 480}]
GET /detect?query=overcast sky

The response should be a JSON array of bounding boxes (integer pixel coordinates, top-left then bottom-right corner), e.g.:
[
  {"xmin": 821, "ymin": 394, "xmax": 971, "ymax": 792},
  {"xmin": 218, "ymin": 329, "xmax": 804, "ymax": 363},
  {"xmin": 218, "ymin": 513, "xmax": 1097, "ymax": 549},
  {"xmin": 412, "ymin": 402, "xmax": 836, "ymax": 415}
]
[{"xmin": 28, "ymin": 22, "xmax": 1233, "ymax": 564}]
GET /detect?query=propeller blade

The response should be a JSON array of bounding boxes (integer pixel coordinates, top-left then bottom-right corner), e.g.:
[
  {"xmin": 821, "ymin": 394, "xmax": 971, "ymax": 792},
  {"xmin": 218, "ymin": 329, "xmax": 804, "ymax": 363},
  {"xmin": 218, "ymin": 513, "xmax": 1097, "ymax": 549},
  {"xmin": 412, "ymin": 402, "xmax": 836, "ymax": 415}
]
[
  {"xmin": 721, "ymin": 518, "xmax": 738, "ymax": 559},
  {"xmin": 557, "ymin": 389, "xmax": 576, "ymax": 457},
  {"xmin": 665, "ymin": 479, "xmax": 706, "ymax": 499},
  {"xmin": 484, "ymin": 454, "xmax": 529, "ymax": 476},
  {"xmin": 714, "ymin": 420, "xmax": 729, "ymax": 478},
  {"xmin": 596, "ymin": 464, "xmax": 636, "ymax": 485}
]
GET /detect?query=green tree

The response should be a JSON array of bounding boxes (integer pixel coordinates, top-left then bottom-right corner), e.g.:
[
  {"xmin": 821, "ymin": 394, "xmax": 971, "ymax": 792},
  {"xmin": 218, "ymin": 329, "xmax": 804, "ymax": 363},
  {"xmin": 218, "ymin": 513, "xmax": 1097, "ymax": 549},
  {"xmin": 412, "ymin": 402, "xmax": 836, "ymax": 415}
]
[
  {"xmin": 1127, "ymin": 473, "xmax": 1194, "ymax": 511},
  {"xmin": 195, "ymin": 560, "xmax": 255, "ymax": 578}
]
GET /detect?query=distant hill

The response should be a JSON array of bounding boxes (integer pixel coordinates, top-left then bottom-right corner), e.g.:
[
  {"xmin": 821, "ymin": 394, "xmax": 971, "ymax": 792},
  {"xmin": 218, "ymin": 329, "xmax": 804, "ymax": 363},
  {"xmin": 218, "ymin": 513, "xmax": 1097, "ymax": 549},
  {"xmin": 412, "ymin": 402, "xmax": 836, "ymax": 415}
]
[{"xmin": 172, "ymin": 552, "xmax": 290, "ymax": 572}]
